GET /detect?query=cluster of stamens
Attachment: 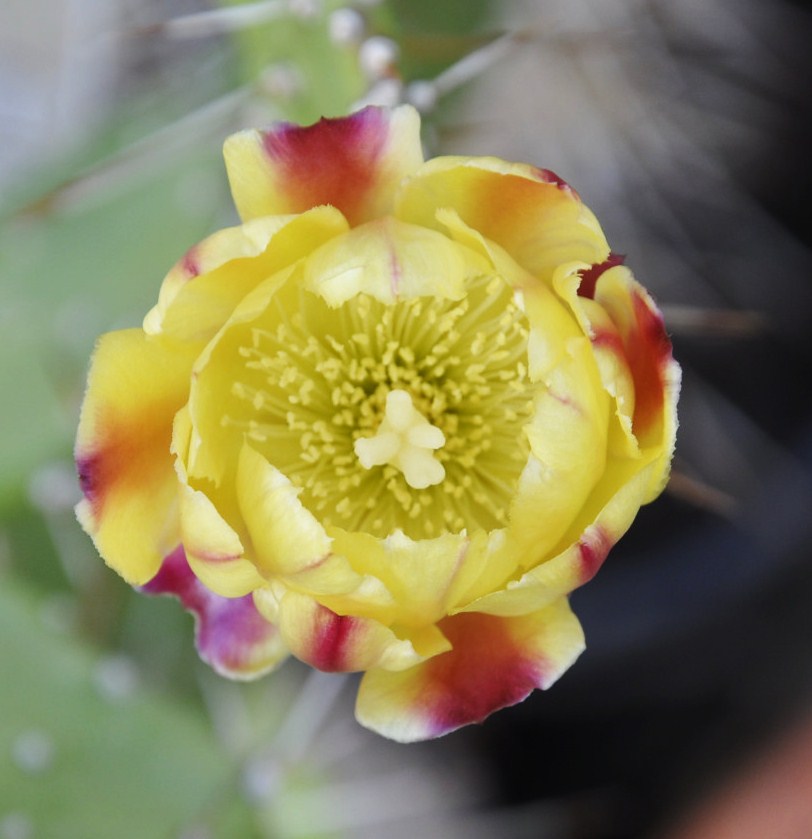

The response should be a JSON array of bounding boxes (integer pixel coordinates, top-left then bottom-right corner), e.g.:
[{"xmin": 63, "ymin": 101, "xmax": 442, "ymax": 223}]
[{"xmin": 223, "ymin": 273, "xmax": 534, "ymax": 538}]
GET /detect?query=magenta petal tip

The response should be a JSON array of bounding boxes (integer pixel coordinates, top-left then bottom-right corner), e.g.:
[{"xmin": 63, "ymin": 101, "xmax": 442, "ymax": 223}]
[{"xmin": 142, "ymin": 547, "xmax": 286, "ymax": 679}]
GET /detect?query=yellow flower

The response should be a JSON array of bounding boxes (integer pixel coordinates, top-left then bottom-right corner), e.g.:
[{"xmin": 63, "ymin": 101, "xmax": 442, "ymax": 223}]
[{"xmin": 75, "ymin": 106, "xmax": 679, "ymax": 741}]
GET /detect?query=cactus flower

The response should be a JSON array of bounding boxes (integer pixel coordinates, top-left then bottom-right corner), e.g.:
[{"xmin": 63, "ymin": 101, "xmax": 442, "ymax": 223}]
[{"xmin": 76, "ymin": 105, "xmax": 679, "ymax": 741}]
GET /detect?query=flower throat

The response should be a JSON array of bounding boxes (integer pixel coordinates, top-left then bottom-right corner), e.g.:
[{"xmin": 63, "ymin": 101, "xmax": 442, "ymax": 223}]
[{"xmin": 225, "ymin": 274, "xmax": 535, "ymax": 539}]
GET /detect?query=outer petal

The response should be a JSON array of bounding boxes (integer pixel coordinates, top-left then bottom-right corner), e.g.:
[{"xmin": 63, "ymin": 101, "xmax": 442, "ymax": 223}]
[
  {"xmin": 75, "ymin": 330, "xmax": 196, "ymax": 585},
  {"xmin": 142, "ymin": 546, "xmax": 288, "ymax": 679},
  {"xmin": 259, "ymin": 589, "xmax": 436, "ymax": 673},
  {"xmin": 553, "ymin": 263, "xmax": 641, "ymax": 461},
  {"xmin": 396, "ymin": 156, "xmax": 609, "ymax": 281},
  {"xmin": 355, "ymin": 599, "xmax": 585, "ymax": 742},
  {"xmin": 224, "ymin": 106, "xmax": 423, "ymax": 226},
  {"xmin": 590, "ymin": 265, "xmax": 680, "ymax": 499},
  {"xmin": 144, "ymin": 207, "xmax": 349, "ymax": 343}
]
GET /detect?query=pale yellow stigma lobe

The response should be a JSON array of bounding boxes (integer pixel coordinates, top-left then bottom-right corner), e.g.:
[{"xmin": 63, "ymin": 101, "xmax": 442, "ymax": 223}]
[{"xmin": 354, "ymin": 389, "xmax": 446, "ymax": 489}]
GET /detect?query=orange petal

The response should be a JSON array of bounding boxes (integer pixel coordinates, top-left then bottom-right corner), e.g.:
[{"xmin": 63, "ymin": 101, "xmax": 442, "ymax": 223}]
[
  {"xmin": 75, "ymin": 330, "xmax": 196, "ymax": 584},
  {"xmin": 224, "ymin": 105, "xmax": 423, "ymax": 226}
]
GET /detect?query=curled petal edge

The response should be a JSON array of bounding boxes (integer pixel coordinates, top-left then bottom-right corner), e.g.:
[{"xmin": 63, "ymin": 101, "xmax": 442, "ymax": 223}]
[{"xmin": 142, "ymin": 546, "xmax": 288, "ymax": 680}]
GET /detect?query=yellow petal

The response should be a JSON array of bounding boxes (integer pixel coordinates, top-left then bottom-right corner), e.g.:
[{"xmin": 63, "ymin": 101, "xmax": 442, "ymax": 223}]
[
  {"xmin": 302, "ymin": 216, "xmax": 486, "ymax": 307},
  {"xmin": 173, "ymin": 426, "xmax": 264, "ymax": 598},
  {"xmin": 326, "ymin": 528, "xmax": 481, "ymax": 628},
  {"xmin": 236, "ymin": 443, "xmax": 331, "ymax": 576},
  {"xmin": 457, "ymin": 457, "xmax": 659, "ymax": 617},
  {"xmin": 511, "ymin": 335, "xmax": 610, "ymax": 566},
  {"xmin": 184, "ymin": 264, "xmax": 299, "ymax": 486},
  {"xmin": 144, "ymin": 207, "xmax": 349, "ymax": 343}
]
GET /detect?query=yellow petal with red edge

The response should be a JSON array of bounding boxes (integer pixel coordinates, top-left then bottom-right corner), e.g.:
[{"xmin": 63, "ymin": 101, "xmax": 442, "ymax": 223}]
[
  {"xmin": 302, "ymin": 216, "xmax": 486, "ymax": 307},
  {"xmin": 75, "ymin": 329, "xmax": 196, "ymax": 585},
  {"xmin": 396, "ymin": 156, "xmax": 609, "ymax": 280},
  {"xmin": 267, "ymin": 589, "xmax": 438, "ymax": 673},
  {"xmin": 552, "ymin": 262, "xmax": 640, "ymax": 460},
  {"xmin": 355, "ymin": 598, "xmax": 584, "ymax": 742},
  {"xmin": 224, "ymin": 105, "xmax": 423, "ymax": 226},
  {"xmin": 591, "ymin": 265, "xmax": 680, "ymax": 498},
  {"xmin": 236, "ymin": 443, "xmax": 331, "ymax": 577},
  {"xmin": 456, "ymin": 459, "xmax": 657, "ymax": 618},
  {"xmin": 144, "ymin": 207, "xmax": 349, "ymax": 343}
]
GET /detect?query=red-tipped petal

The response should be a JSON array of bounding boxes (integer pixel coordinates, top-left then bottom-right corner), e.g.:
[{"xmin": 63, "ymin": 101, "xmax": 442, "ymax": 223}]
[
  {"xmin": 578, "ymin": 253, "xmax": 626, "ymax": 300},
  {"xmin": 273, "ymin": 591, "xmax": 425, "ymax": 674},
  {"xmin": 75, "ymin": 330, "xmax": 197, "ymax": 585},
  {"xmin": 142, "ymin": 546, "xmax": 287, "ymax": 679},
  {"xmin": 593, "ymin": 267, "xmax": 680, "ymax": 458},
  {"xmin": 355, "ymin": 599, "xmax": 584, "ymax": 742},
  {"xmin": 224, "ymin": 106, "xmax": 423, "ymax": 226}
]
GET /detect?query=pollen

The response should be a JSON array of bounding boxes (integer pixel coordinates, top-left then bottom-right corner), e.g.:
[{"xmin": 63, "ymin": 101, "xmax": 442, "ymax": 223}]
[{"xmin": 223, "ymin": 272, "xmax": 535, "ymax": 539}]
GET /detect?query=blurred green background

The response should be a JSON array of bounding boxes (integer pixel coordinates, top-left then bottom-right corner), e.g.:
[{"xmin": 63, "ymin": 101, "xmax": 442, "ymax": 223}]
[{"xmin": 2, "ymin": 1, "xmax": 812, "ymax": 838}]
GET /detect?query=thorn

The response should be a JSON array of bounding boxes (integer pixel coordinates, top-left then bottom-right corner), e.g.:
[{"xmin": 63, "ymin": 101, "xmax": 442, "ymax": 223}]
[
  {"xmin": 661, "ymin": 305, "xmax": 769, "ymax": 337},
  {"xmin": 667, "ymin": 469, "xmax": 738, "ymax": 518},
  {"xmin": 136, "ymin": 0, "xmax": 291, "ymax": 41}
]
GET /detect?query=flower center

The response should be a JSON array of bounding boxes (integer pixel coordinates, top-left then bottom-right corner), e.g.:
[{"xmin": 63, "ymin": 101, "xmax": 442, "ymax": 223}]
[
  {"xmin": 354, "ymin": 389, "xmax": 445, "ymax": 489},
  {"xmin": 223, "ymin": 272, "xmax": 534, "ymax": 538}
]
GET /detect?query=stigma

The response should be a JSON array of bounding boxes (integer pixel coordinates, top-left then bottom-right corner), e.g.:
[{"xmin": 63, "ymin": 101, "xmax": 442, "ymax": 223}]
[{"xmin": 354, "ymin": 389, "xmax": 446, "ymax": 489}]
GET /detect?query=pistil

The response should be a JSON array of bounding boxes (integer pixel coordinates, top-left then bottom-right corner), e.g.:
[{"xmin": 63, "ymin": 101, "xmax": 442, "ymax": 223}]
[{"xmin": 354, "ymin": 389, "xmax": 446, "ymax": 489}]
